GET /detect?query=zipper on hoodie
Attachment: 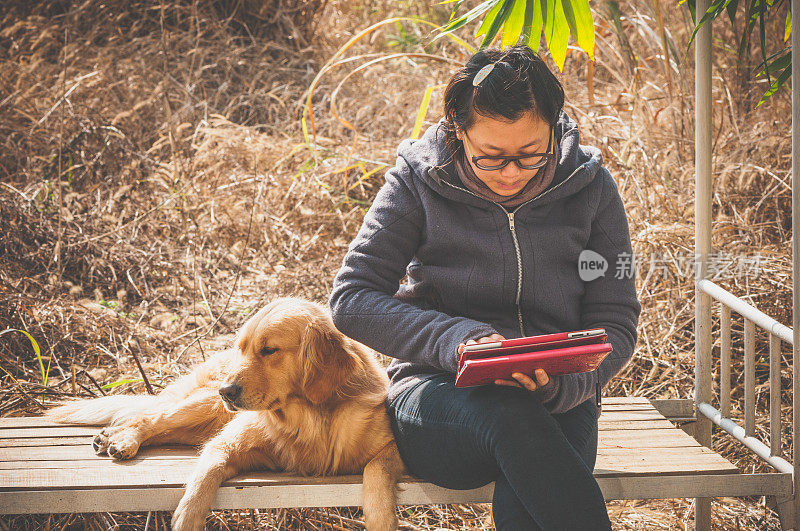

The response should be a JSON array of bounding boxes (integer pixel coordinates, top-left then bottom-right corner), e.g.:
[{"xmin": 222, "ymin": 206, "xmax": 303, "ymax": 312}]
[
  {"xmin": 507, "ymin": 211, "xmax": 526, "ymax": 337},
  {"xmin": 435, "ymin": 164, "xmax": 587, "ymax": 338}
]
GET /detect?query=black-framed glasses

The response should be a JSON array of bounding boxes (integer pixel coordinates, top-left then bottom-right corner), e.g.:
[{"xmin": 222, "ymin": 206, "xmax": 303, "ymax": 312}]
[{"xmin": 463, "ymin": 127, "xmax": 555, "ymax": 171}]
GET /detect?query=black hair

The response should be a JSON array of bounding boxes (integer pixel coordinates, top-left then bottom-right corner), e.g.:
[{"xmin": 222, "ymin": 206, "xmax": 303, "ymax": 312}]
[{"xmin": 440, "ymin": 45, "xmax": 565, "ymax": 157}]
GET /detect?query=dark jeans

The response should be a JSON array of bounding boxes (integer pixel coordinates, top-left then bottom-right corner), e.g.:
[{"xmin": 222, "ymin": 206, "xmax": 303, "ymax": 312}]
[{"xmin": 387, "ymin": 373, "xmax": 611, "ymax": 531}]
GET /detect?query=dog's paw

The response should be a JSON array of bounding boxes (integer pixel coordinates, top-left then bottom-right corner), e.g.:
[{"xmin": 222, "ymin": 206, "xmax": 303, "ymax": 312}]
[
  {"xmin": 92, "ymin": 430, "xmax": 110, "ymax": 455},
  {"xmin": 102, "ymin": 428, "xmax": 141, "ymax": 460},
  {"xmin": 172, "ymin": 495, "xmax": 208, "ymax": 531}
]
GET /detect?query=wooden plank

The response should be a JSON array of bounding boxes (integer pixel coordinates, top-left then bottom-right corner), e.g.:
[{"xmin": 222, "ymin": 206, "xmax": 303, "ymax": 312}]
[
  {"xmin": 598, "ymin": 410, "xmax": 667, "ymax": 421},
  {"xmin": 1, "ymin": 472, "xmax": 790, "ymax": 515},
  {"xmin": 0, "ymin": 428, "xmax": 702, "ymax": 453},
  {"xmin": 595, "ymin": 450, "xmax": 738, "ymax": 475},
  {"xmin": 0, "ymin": 463, "xmax": 737, "ymax": 492},
  {"xmin": 0, "ymin": 443, "xmax": 725, "ymax": 470},
  {"xmin": 0, "ymin": 418, "xmax": 90, "ymax": 429},
  {"xmin": 0, "ymin": 433, "xmax": 713, "ymax": 462},
  {"xmin": 0, "ymin": 429, "xmax": 702, "ymax": 462},
  {"xmin": 1, "ymin": 406, "xmax": 692, "ymax": 424},
  {"xmin": 0, "ymin": 445, "xmax": 739, "ymax": 490},
  {"xmin": 598, "ymin": 419, "xmax": 677, "ymax": 430},
  {"xmin": 2, "ymin": 453, "xmax": 734, "ymax": 475},
  {"xmin": 597, "ymin": 472, "xmax": 791, "ymax": 500},
  {"xmin": 598, "ymin": 446, "xmax": 722, "ymax": 457},
  {"xmin": 0, "ymin": 468, "xmax": 380, "ymax": 491},
  {"xmin": 0, "ymin": 467, "xmax": 189, "ymax": 489},
  {"xmin": 0, "ymin": 407, "xmax": 679, "ymax": 427},
  {"xmin": 601, "ymin": 399, "xmax": 658, "ymax": 413},
  {"xmin": 595, "ymin": 464, "xmax": 737, "ymax": 476},
  {"xmin": 598, "ymin": 428, "xmax": 704, "ymax": 448},
  {"xmin": 0, "ymin": 427, "xmax": 99, "ymax": 438},
  {"xmin": 649, "ymin": 398, "xmax": 694, "ymax": 418},
  {"xmin": 0, "ymin": 411, "xmax": 673, "ymax": 428},
  {"xmin": 0, "ymin": 445, "xmax": 198, "ymax": 461},
  {"xmin": 602, "ymin": 397, "xmax": 696, "ymax": 416},
  {"xmin": 600, "ymin": 400, "xmax": 694, "ymax": 418},
  {"xmin": 0, "ymin": 458, "xmax": 183, "ymax": 471},
  {"xmin": 17, "ymin": 414, "xmax": 689, "ymax": 434},
  {"xmin": 0, "ymin": 478, "xmax": 492, "ymax": 514},
  {"xmin": 601, "ymin": 397, "xmax": 651, "ymax": 405},
  {"xmin": 0, "ymin": 458, "xmax": 199, "ymax": 470},
  {"xmin": 0, "ymin": 436, "xmax": 92, "ymax": 447},
  {"xmin": 0, "ymin": 439, "xmax": 706, "ymax": 466}
]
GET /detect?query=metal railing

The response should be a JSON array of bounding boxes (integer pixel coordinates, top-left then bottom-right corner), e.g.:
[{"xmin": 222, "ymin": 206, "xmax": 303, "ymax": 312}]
[
  {"xmin": 696, "ymin": 278, "xmax": 794, "ymax": 475},
  {"xmin": 692, "ymin": 0, "xmax": 800, "ymax": 526}
]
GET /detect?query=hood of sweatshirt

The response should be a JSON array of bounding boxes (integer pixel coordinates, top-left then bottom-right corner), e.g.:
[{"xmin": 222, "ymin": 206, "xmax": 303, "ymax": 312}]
[
  {"xmin": 330, "ymin": 108, "xmax": 641, "ymax": 415},
  {"xmin": 395, "ymin": 110, "xmax": 603, "ymax": 211}
]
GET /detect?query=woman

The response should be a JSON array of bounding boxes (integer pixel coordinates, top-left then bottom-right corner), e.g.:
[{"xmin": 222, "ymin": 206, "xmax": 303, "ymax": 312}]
[{"xmin": 329, "ymin": 45, "xmax": 641, "ymax": 529}]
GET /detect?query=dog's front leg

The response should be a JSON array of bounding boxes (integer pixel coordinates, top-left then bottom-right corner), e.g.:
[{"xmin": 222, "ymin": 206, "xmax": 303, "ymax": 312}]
[
  {"xmin": 362, "ymin": 439, "xmax": 407, "ymax": 531},
  {"xmin": 93, "ymin": 388, "xmax": 228, "ymax": 460},
  {"xmin": 172, "ymin": 412, "xmax": 276, "ymax": 531}
]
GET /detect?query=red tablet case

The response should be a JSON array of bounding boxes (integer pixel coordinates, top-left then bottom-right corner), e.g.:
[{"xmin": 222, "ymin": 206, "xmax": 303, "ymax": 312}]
[
  {"xmin": 455, "ymin": 329, "xmax": 612, "ymax": 388},
  {"xmin": 461, "ymin": 328, "xmax": 606, "ymax": 352},
  {"xmin": 458, "ymin": 331, "xmax": 607, "ymax": 367}
]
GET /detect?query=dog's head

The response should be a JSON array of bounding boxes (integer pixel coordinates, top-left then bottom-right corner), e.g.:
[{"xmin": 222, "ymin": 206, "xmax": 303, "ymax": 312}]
[{"xmin": 218, "ymin": 297, "xmax": 363, "ymax": 411}]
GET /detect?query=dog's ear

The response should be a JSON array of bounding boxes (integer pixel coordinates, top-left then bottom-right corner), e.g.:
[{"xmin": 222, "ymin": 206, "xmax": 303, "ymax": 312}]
[{"xmin": 299, "ymin": 320, "xmax": 362, "ymax": 405}]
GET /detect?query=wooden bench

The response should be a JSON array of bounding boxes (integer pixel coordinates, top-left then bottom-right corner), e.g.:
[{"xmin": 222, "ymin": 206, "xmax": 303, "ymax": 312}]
[{"xmin": 1, "ymin": 397, "xmax": 790, "ymax": 522}]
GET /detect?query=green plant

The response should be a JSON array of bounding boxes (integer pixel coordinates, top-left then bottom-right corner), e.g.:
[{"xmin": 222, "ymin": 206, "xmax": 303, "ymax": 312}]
[
  {"xmin": 386, "ymin": 20, "xmax": 423, "ymax": 50},
  {"xmin": 101, "ymin": 378, "xmax": 144, "ymax": 390},
  {"xmin": 434, "ymin": 0, "xmax": 596, "ymax": 71},
  {"xmin": 687, "ymin": 0, "xmax": 791, "ymax": 106},
  {"xmin": 0, "ymin": 329, "xmax": 50, "ymax": 387}
]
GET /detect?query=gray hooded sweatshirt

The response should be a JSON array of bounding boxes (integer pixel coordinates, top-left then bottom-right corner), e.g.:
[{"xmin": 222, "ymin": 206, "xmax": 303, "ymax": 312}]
[{"xmin": 328, "ymin": 110, "xmax": 641, "ymax": 416}]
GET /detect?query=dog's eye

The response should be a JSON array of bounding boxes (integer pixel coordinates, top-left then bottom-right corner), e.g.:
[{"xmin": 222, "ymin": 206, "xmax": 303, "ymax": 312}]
[{"xmin": 260, "ymin": 347, "xmax": 278, "ymax": 357}]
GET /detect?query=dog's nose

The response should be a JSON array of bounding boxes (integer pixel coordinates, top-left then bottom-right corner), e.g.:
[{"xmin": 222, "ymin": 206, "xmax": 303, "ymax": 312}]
[{"xmin": 219, "ymin": 383, "xmax": 242, "ymax": 402}]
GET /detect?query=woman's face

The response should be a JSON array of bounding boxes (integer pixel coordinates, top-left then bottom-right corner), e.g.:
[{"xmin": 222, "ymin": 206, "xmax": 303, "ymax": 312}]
[{"xmin": 457, "ymin": 111, "xmax": 552, "ymax": 196}]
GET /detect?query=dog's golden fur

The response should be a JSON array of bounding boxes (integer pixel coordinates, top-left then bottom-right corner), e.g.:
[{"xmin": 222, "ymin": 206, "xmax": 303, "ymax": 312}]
[{"xmin": 47, "ymin": 297, "xmax": 406, "ymax": 531}]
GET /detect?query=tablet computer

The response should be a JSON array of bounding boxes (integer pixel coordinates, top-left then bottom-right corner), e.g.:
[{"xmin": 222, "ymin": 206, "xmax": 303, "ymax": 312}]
[
  {"xmin": 455, "ymin": 334, "xmax": 612, "ymax": 388},
  {"xmin": 455, "ymin": 343, "xmax": 612, "ymax": 388},
  {"xmin": 457, "ymin": 328, "xmax": 607, "ymax": 373}
]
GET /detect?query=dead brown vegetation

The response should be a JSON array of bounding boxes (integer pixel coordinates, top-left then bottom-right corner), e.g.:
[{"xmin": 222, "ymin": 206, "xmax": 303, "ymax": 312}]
[{"xmin": 0, "ymin": 0, "xmax": 795, "ymax": 528}]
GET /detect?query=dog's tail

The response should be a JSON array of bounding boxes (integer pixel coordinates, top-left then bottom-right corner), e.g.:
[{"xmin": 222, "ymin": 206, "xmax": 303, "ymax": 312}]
[{"xmin": 45, "ymin": 395, "xmax": 161, "ymax": 426}]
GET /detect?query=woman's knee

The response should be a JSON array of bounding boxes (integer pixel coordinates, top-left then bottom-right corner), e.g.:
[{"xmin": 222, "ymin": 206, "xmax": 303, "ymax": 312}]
[
  {"xmin": 552, "ymin": 398, "xmax": 599, "ymax": 471},
  {"xmin": 387, "ymin": 379, "xmax": 501, "ymax": 489},
  {"xmin": 388, "ymin": 406, "xmax": 499, "ymax": 489},
  {"xmin": 386, "ymin": 378, "xmax": 567, "ymax": 486},
  {"xmin": 468, "ymin": 387, "xmax": 562, "ymax": 449}
]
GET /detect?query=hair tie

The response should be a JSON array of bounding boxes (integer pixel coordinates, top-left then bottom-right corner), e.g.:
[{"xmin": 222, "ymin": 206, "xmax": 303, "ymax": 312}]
[{"xmin": 472, "ymin": 63, "xmax": 495, "ymax": 87}]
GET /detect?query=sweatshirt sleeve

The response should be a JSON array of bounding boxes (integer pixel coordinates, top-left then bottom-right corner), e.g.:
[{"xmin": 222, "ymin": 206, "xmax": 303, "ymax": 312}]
[
  {"xmin": 328, "ymin": 158, "xmax": 498, "ymax": 373},
  {"xmin": 539, "ymin": 168, "xmax": 642, "ymax": 414}
]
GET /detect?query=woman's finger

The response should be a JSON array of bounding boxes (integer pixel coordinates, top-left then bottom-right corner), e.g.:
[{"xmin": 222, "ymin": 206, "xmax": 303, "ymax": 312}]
[
  {"xmin": 534, "ymin": 368, "xmax": 550, "ymax": 387},
  {"xmin": 511, "ymin": 372, "xmax": 537, "ymax": 392},
  {"xmin": 494, "ymin": 379, "xmax": 522, "ymax": 388}
]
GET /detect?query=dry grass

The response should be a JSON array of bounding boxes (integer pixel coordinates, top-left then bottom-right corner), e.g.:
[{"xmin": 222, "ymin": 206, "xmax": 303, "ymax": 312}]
[{"xmin": 0, "ymin": 0, "xmax": 794, "ymax": 528}]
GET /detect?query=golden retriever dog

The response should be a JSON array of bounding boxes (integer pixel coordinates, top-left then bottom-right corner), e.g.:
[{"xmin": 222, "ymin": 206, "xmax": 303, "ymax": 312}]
[{"xmin": 47, "ymin": 296, "xmax": 407, "ymax": 531}]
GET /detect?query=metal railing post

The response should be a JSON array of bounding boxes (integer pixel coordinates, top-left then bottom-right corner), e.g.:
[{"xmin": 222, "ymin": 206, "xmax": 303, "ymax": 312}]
[
  {"xmin": 791, "ymin": 0, "xmax": 800, "ymax": 526},
  {"xmin": 694, "ymin": 0, "xmax": 713, "ymax": 527}
]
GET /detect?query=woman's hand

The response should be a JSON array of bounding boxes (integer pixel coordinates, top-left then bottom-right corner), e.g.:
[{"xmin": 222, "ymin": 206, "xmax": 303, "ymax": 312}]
[
  {"xmin": 457, "ymin": 333, "xmax": 506, "ymax": 355},
  {"xmin": 457, "ymin": 334, "xmax": 550, "ymax": 392},
  {"xmin": 495, "ymin": 368, "xmax": 550, "ymax": 392}
]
